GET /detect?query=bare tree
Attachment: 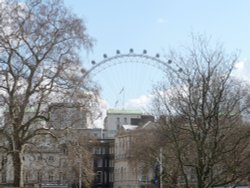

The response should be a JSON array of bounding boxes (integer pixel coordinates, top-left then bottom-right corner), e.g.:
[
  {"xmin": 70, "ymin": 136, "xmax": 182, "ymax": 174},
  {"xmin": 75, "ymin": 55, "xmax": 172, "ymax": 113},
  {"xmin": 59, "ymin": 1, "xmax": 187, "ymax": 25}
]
[
  {"xmin": 62, "ymin": 130, "xmax": 96, "ymax": 188},
  {"xmin": 151, "ymin": 36, "xmax": 250, "ymax": 188},
  {"xmin": 0, "ymin": 0, "xmax": 96, "ymax": 187},
  {"xmin": 129, "ymin": 127, "xmax": 159, "ymax": 176},
  {"xmin": 129, "ymin": 123, "xmax": 181, "ymax": 188}
]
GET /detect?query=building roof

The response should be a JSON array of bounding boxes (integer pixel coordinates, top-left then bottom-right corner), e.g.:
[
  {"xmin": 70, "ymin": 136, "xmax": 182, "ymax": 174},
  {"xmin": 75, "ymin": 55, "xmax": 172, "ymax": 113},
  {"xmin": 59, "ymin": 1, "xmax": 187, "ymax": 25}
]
[
  {"xmin": 107, "ymin": 109, "xmax": 142, "ymax": 115},
  {"xmin": 122, "ymin": 124, "xmax": 138, "ymax": 131}
]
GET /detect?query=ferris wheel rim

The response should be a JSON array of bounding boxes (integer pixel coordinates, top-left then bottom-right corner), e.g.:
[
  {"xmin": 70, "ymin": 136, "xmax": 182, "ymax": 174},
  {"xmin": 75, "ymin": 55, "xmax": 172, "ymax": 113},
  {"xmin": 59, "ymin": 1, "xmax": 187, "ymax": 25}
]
[{"xmin": 82, "ymin": 51, "xmax": 174, "ymax": 79}]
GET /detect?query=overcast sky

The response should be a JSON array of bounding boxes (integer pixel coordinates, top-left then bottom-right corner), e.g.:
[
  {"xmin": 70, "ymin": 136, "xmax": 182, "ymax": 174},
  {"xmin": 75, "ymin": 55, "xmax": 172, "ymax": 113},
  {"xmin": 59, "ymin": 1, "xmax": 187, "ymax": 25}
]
[{"xmin": 64, "ymin": 0, "xmax": 250, "ymax": 111}]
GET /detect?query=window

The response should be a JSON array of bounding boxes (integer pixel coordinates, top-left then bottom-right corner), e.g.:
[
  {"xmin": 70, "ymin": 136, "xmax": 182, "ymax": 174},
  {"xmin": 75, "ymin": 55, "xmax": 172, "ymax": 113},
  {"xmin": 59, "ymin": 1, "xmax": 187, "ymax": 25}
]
[
  {"xmin": 59, "ymin": 172, "xmax": 64, "ymax": 182},
  {"xmin": 117, "ymin": 124, "xmax": 121, "ymax": 129},
  {"xmin": 109, "ymin": 172, "xmax": 114, "ymax": 182},
  {"xmin": 96, "ymin": 171, "xmax": 102, "ymax": 184},
  {"xmin": 104, "ymin": 172, "xmax": 107, "ymax": 184},
  {"xmin": 62, "ymin": 161, "xmax": 68, "ymax": 167},
  {"xmin": 116, "ymin": 117, "xmax": 120, "ymax": 128},
  {"xmin": 178, "ymin": 176, "xmax": 185, "ymax": 183},
  {"xmin": 121, "ymin": 167, "xmax": 124, "ymax": 179},
  {"xmin": 140, "ymin": 175, "xmax": 149, "ymax": 182},
  {"xmin": 103, "ymin": 159, "xmax": 107, "ymax": 167},
  {"xmin": 190, "ymin": 174, "xmax": 196, "ymax": 182},
  {"xmin": 116, "ymin": 117, "xmax": 120, "ymax": 124},
  {"xmin": 2, "ymin": 171, "xmax": 6, "ymax": 183},
  {"xmin": 102, "ymin": 147, "xmax": 106, "ymax": 154},
  {"xmin": 37, "ymin": 171, "xmax": 42, "ymax": 182},
  {"xmin": 109, "ymin": 159, "xmax": 114, "ymax": 167},
  {"xmin": 1, "ymin": 156, "xmax": 7, "ymax": 166},
  {"xmin": 25, "ymin": 172, "xmax": 30, "ymax": 182},
  {"xmin": 97, "ymin": 159, "xmax": 102, "ymax": 167},
  {"xmin": 62, "ymin": 147, "xmax": 68, "ymax": 155},
  {"xmin": 124, "ymin": 117, "xmax": 127, "ymax": 124},
  {"xmin": 109, "ymin": 146, "xmax": 114, "ymax": 154},
  {"xmin": 49, "ymin": 171, "xmax": 53, "ymax": 182},
  {"xmin": 48, "ymin": 156, "xmax": 54, "ymax": 161},
  {"xmin": 94, "ymin": 147, "xmax": 102, "ymax": 154}
]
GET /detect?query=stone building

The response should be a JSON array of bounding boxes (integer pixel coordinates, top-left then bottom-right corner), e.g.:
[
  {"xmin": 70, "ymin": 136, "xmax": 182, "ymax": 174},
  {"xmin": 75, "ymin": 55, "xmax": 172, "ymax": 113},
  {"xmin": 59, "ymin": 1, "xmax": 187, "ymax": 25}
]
[
  {"xmin": 0, "ymin": 107, "xmax": 157, "ymax": 188},
  {"xmin": 105, "ymin": 109, "xmax": 156, "ymax": 188},
  {"xmin": 104, "ymin": 109, "xmax": 154, "ymax": 138},
  {"xmin": 0, "ymin": 104, "xmax": 93, "ymax": 187},
  {"xmin": 114, "ymin": 123, "xmax": 157, "ymax": 188}
]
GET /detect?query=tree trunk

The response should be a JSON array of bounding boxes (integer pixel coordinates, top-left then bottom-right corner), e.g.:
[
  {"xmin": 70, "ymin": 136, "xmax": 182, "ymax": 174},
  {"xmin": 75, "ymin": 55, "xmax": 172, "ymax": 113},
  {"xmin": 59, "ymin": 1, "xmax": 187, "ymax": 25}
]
[{"xmin": 12, "ymin": 149, "xmax": 24, "ymax": 187}]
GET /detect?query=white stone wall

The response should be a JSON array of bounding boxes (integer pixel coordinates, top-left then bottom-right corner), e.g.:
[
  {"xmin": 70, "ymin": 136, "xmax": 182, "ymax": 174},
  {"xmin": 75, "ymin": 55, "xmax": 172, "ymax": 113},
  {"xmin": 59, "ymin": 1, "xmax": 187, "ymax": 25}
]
[
  {"xmin": 105, "ymin": 113, "xmax": 141, "ymax": 132},
  {"xmin": 114, "ymin": 133, "xmax": 153, "ymax": 188}
]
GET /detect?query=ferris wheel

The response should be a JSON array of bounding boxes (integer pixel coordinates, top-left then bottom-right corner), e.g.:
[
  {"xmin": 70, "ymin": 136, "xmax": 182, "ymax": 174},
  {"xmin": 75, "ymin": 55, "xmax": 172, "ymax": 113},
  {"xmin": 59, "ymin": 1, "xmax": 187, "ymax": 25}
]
[{"xmin": 83, "ymin": 49, "xmax": 174, "ymax": 111}]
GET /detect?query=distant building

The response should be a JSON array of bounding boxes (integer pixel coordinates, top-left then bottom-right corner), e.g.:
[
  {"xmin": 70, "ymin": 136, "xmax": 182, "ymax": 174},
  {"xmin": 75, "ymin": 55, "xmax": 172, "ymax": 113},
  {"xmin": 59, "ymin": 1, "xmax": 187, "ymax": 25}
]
[
  {"xmin": 114, "ymin": 123, "xmax": 156, "ymax": 188},
  {"xmin": 104, "ymin": 109, "xmax": 154, "ymax": 138},
  {"xmin": 92, "ymin": 138, "xmax": 114, "ymax": 188},
  {"xmin": 105, "ymin": 109, "xmax": 156, "ymax": 188},
  {"xmin": 92, "ymin": 109, "xmax": 155, "ymax": 188},
  {"xmin": 48, "ymin": 103, "xmax": 90, "ymax": 129}
]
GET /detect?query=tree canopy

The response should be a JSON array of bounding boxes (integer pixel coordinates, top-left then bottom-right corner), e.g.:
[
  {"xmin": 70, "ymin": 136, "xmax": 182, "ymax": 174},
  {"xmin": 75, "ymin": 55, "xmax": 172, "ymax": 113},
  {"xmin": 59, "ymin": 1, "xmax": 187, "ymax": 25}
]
[
  {"xmin": 0, "ymin": 0, "xmax": 97, "ymax": 186},
  {"xmin": 152, "ymin": 36, "xmax": 250, "ymax": 188}
]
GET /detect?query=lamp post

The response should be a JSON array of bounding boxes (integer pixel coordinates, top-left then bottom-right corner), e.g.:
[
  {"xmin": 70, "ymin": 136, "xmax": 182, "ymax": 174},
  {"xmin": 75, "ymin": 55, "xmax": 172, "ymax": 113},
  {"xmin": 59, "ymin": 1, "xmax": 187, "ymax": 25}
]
[
  {"xmin": 78, "ymin": 146, "xmax": 82, "ymax": 188},
  {"xmin": 79, "ymin": 160, "xmax": 82, "ymax": 188},
  {"xmin": 160, "ymin": 147, "xmax": 163, "ymax": 188}
]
